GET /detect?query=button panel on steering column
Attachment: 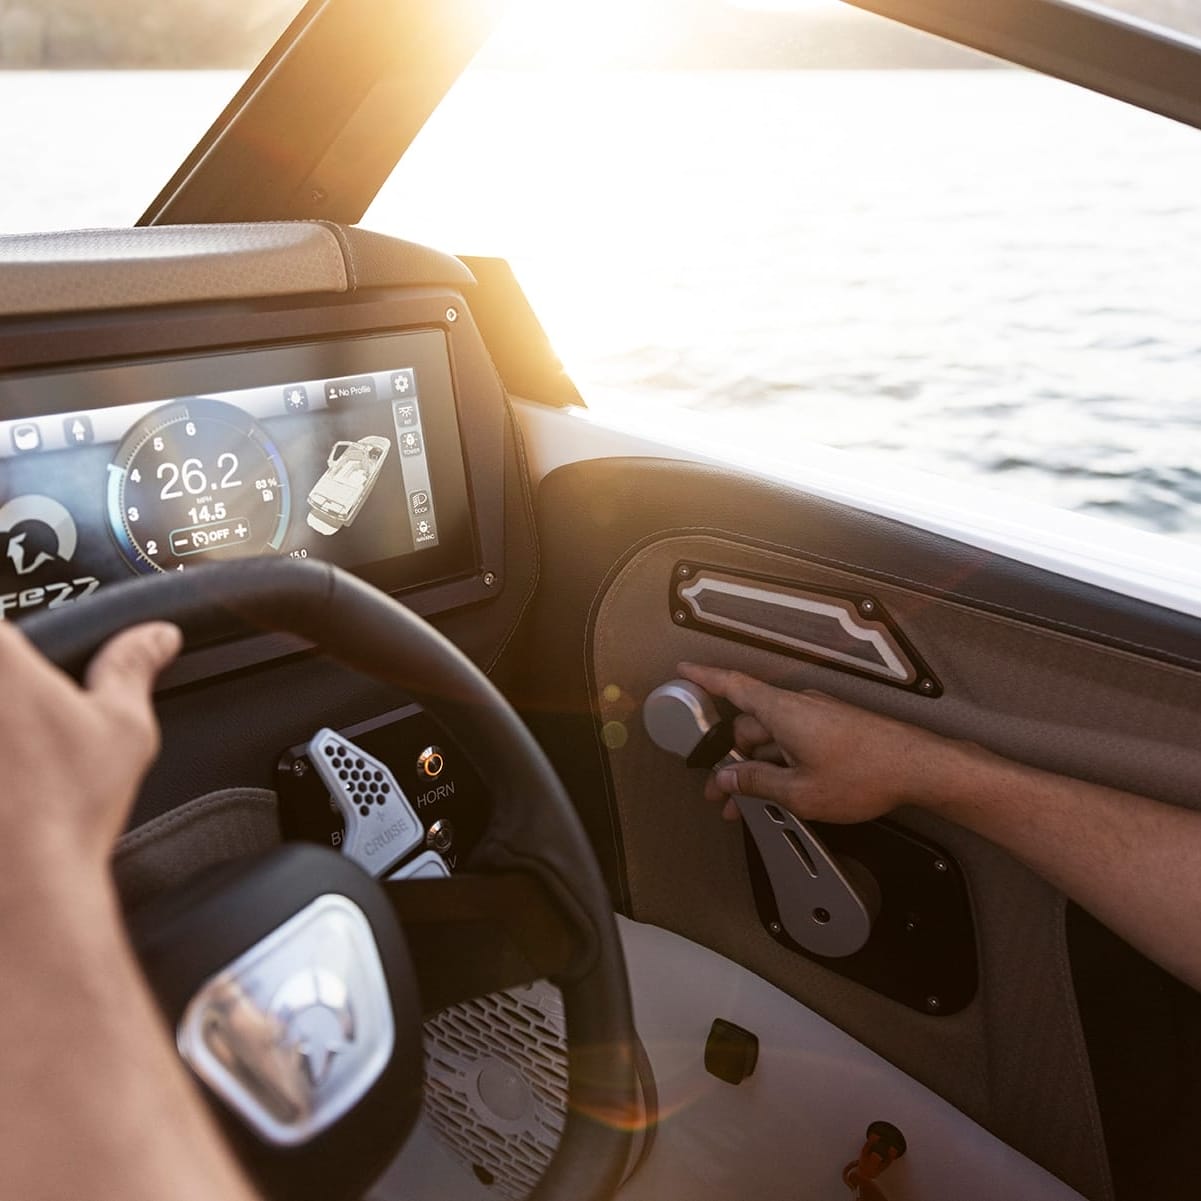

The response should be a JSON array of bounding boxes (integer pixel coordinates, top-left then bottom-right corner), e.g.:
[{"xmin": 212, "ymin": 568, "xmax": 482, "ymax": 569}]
[
  {"xmin": 307, "ymin": 727, "xmax": 423, "ymax": 877},
  {"xmin": 276, "ymin": 705, "xmax": 491, "ymax": 879}
]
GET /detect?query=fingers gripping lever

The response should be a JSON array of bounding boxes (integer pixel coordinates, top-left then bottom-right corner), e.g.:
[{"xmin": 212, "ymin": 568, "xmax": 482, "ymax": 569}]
[{"xmin": 642, "ymin": 680, "xmax": 880, "ymax": 958}]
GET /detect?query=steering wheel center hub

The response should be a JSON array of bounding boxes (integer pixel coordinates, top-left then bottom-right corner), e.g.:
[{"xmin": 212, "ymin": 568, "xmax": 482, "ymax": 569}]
[{"xmin": 178, "ymin": 892, "xmax": 396, "ymax": 1147}]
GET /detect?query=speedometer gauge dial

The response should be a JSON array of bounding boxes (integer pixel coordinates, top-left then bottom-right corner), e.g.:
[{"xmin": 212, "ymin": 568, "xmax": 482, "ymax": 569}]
[{"xmin": 107, "ymin": 398, "xmax": 291, "ymax": 574}]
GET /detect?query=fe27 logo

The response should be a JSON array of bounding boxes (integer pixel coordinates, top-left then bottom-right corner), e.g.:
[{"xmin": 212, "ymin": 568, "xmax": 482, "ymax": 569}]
[{"xmin": 0, "ymin": 577, "xmax": 100, "ymax": 619}]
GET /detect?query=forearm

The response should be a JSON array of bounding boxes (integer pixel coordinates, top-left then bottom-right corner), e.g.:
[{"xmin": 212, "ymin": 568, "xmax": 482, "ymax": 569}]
[
  {"xmin": 678, "ymin": 662, "xmax": 1201, "ymax": 991},
  {"xmin": 0, "ymin": 869, "xmax": 260, "ymax": 1201},
  {"xmin": 921, "ymin": 739, "xmax": 1201, "ymax": 991}
]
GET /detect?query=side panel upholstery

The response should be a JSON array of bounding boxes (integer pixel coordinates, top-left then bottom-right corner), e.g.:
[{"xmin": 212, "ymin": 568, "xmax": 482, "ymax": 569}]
[{"xmin": 512, "ymin": 456, "xmax": 1201, "ymax": 1201}]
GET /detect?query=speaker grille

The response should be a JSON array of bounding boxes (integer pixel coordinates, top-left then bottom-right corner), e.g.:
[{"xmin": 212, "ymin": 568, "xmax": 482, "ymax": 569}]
[{"xmin": 423, "ymin": 981, "xmax": 568, "ymax": 1198}]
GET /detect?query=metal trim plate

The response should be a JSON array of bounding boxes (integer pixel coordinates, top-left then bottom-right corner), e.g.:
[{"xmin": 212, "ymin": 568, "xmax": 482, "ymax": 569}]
[
  {"xmin": 178, "ymin": 893, "xmax": 395, "ymax": 1146},
  {"xmin": 670, "ymin": 561, "xmax": 942, "ymax": 696}
]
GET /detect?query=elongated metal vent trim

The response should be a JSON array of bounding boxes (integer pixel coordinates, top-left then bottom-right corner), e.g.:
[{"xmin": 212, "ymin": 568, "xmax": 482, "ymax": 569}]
[{"xmin": 672, "ymin": 564, "xmax": 940, "ymax": 695}]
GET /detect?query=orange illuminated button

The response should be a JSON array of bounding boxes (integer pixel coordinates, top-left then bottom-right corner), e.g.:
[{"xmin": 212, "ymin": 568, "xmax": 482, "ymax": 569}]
[{"xmin": 417, "ymin": 746, "xmax": 445, "ymax": 780}]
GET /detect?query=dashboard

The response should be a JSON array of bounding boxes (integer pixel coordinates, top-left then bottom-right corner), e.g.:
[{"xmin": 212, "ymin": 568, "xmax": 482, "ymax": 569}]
[
  {"xmin": 0, "ymin": 329, "xmax": 475, "ymax": 627},
  {"xmin": 0, "ymin": 229, "xmax": 514, "ymax": 689}
]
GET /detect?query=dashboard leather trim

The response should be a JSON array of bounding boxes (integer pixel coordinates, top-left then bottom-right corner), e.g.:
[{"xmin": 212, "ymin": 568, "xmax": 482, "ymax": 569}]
[
  {"xmin": 0, "ymin": 223, "xmax": 348, "ymax": 317},
  {"xmin": 0, "ymin": 223, "xmax": 474, "ymax": 320}
]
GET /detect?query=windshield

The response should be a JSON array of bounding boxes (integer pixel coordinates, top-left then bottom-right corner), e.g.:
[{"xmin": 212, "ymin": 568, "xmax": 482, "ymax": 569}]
[
  {"xmin": 365, "ymin": 0, "xmax": 1201, "ymax": 545},
  {"xmin": 0, "ymin": 1, "xmax": 299, "ymax": 232}
]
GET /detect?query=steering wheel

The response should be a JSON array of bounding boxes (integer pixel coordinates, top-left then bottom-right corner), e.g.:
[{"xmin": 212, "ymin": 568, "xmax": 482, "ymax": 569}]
[{"xmin": 23, "ymin": 557, "xmax": 638, "ymax": 1201}]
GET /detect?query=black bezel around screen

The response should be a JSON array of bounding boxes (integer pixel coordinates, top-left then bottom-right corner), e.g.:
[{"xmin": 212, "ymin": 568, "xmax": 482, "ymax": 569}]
[{"xmin": 0, "ymin": 329, "xmax": 478, "ymax": 628}]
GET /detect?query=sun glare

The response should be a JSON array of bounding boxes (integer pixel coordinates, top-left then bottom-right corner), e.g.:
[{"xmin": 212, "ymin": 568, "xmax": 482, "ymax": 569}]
[
  {"xmin": 732, "ymin": 0, "xmax": 843, "ymax": 8},
  {"xmin": 484, "ymin": 0, "xmax": 683, "ymax": 69}
]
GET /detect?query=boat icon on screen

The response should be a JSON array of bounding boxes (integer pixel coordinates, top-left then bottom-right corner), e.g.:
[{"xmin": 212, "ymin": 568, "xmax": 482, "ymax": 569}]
[{"xmin": 306, "ymin": 435, "xmax": 391, "ymax": 536}]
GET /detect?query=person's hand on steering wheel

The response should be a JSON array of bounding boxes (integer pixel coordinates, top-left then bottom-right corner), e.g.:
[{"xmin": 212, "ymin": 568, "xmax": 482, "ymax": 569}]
[
  {"xmin": 0, "ymin": 619, "xmax": 263, "ymax": 1201},
  {"xmin": 0, "ymin": 620, "xmax": 181, "ymax": 882}
]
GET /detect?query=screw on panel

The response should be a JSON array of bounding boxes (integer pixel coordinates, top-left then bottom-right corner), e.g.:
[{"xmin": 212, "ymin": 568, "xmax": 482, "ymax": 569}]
[
  {"xmin": 859, "ymin": 599, "xmax": 876, "ymax": 616},
  {"xmin": 291, "ymin": 759, "xmax": 309, "ymax": 777},
  {"xmin": 925, "ymin": 995, "xmax": 942, "ymax": 1013},
  {"xmin": 677, "ymin": 565, "xmax": 692, "ymax": 579},
  {"xmin": 446, "ymin": 307, "xmax": 459, "ymax": 323},
  {"xmin": 673, "ymin": 610, "xmax": 687, "ymax": 624},
  {"xmin": 918, "ymin": 679, "xmax": 937, "ymax": 695},
  {"xmin": 483, "ymin": 572, "xmax": 497, "ymax": 587},
  {"xmin": 933, "ymin": 859, "xmax": 948, "ymax": 873},
  {"xmin": 769, "ymin": 921, "xmax": 782, "ymax": 935}
]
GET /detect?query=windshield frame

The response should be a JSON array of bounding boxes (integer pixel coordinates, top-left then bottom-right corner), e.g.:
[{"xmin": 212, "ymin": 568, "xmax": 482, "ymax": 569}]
[
  {"xmin": 140, "ymin": 0, "xmax": 505, "ymax": 227},
  {"xmin": 844, "ymin": 0, "xmax": 1201, "ymax": 129}
]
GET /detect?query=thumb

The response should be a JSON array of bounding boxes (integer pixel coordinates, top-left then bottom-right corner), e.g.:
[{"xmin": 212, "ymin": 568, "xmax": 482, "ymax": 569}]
[
  {"xmin": 85, "ymin": 623, "xmax": 183, "ymax": 713},
  {"xmin": 714, "ymin": 759, "xmax": 801, "ymax": 809}
]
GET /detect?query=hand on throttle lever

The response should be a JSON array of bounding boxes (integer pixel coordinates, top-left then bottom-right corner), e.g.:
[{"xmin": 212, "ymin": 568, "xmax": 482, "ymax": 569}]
[{"xmin": 675, "ymin": 662, "xmax": 956, "ymax": 824}]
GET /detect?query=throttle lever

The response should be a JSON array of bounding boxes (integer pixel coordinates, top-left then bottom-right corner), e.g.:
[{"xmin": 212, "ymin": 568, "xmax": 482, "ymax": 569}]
[{"xmin": 643, "ymin": 680, "xmax": 879, "ymax": 958}]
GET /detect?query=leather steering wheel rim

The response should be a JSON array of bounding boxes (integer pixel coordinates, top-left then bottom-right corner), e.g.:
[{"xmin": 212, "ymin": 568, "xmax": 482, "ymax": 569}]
[{"xmin": 22, "ymin": 557, "xmax": 638, "ymax": 1201}]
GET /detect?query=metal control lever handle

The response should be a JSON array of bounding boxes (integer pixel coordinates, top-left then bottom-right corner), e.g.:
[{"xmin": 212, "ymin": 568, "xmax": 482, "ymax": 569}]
[{"xmin": 642, "ymin": 680, "xmax": 879, "ymax": 958}]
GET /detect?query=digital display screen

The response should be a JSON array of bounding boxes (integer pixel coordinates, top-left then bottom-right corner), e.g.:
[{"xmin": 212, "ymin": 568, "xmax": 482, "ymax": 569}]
[{"xmin": 0, "ymin": 330, "xmax": 477, "ymax": 622}]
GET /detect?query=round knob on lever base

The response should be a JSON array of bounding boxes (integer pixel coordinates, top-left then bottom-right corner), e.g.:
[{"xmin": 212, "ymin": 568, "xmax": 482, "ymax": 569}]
[
  {"xmin": 642, "ymin": 680, "xmax": 739, "ymax": 768},
  {"xmin": 642, "ymin": 679, "xmax": 880, "ymax": 958}
]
